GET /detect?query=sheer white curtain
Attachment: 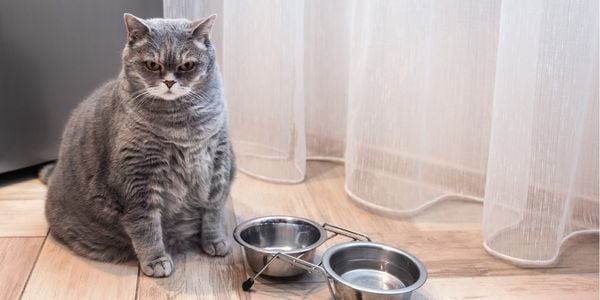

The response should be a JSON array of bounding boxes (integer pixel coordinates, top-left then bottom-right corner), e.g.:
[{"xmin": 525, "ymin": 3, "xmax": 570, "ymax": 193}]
[
  {"xmin": 164, "ymin": 0, "xmax": 599, "ymax": 266},
  {"xmin": 483, "ymin": 0, "xmax": 599, "ymax": 265}
]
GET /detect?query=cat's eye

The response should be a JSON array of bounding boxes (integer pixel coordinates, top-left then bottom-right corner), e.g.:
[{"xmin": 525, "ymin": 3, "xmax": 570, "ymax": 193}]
[
  {"xmin": 144, "ymin": 61, "xmax": 161, "ymax": 72},
  {"xmin": 177, "ymin": 62, "xmax": 196, "ymax": 72}
]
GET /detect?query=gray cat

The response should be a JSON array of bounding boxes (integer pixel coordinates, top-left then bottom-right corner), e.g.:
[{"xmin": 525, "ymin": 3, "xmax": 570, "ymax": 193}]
[{"xmin": 39, "ymin": 13, "xmax": 235, "ymax": 277}]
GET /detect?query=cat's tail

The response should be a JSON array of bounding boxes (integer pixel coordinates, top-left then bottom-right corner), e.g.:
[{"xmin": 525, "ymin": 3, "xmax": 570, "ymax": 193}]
[{"xmin": 38, "ymin": 163, "xmax": 56, "ymax": 185}]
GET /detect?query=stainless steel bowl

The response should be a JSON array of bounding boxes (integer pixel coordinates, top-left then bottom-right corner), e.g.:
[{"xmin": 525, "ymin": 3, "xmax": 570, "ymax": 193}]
[
  {"xmin": 233, "ymin": 215, "xmax": 327, "ymax": 277},
  {"xmin": 322, "ymin": 242, "xmax": 427, "ymax": 300}
]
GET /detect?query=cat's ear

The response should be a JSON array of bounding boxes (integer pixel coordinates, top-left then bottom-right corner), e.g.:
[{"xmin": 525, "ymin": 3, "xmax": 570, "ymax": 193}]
[
  {"xmin": 124, "ymin": 13, "xmax": 150, "ymax": 44},
  {"xmin": 190, "ymin": 14, "xmax": 217, "ymax": 43}
]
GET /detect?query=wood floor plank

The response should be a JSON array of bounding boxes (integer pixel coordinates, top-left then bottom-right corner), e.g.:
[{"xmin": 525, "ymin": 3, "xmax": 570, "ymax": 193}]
[
  {"xmin": 302, "ymin": 162, "xmax": 418, "ymax": 234},
  {"xmin": 239, "ymin": 254, "xmax": 332, "ymax": 300},
  {"xmin": 408, "ymin": 199, "xmax": 483, "ymax": 231},
  {"xmin": 233, "ymin": 162, "xmax": 412, "ymax": 238},
  {"xmin": 230, "ymin": 173, "xmax": 322, "ymax": 223},
  {"xmin": 419, "ymin": 273, "xmax": 599, "ymax": 300},
  {"xmin": 0, "ymin": 200, "xmax": 48, "ymax": 237},
  {"xmin": 246, "ymin": 281, "xmax": 330, "ymax": 300},
  {"xmin": 0, "ymin": 178, "xmax": 46, "ymax": 201},
  {"xmin": 0, "ymin": 237, "xmax": 45, "ymax": 300},
  {"xmin": 22, "ymin": 236, "xmax": 138, "ymax": 300}
]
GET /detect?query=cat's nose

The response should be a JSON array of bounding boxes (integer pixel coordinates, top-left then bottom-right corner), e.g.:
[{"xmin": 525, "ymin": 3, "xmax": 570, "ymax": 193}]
[{"xmin": 163, "ymin": 80, "xmax": 176, "ymax": 89}]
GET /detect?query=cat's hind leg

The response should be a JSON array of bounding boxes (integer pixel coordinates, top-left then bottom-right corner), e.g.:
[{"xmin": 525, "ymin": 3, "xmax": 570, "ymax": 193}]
[{"xmin": 49, "ymin": 223, "xmax": 136, "ymax": 262}]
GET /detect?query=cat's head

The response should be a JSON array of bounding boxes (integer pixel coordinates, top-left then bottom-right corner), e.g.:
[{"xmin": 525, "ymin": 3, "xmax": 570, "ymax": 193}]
[{"xmin": 122, "ymin": 14, "xmax": 216, "ymax": 101}]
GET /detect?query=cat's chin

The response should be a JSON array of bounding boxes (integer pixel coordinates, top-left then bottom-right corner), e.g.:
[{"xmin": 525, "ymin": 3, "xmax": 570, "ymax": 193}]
[{"xmin": 153, "ymin": 92, "xmax": 185, "ymax": 101}]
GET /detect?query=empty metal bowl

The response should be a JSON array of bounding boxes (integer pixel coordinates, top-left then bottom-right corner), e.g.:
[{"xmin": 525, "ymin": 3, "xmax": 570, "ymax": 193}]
[
  {"xmin": 233, "ymin": 215, "xmax": 327, "ymax": 277},
  {"xmin": 322, "ymin": 242, "xmax": 427, "ymax": 299}
]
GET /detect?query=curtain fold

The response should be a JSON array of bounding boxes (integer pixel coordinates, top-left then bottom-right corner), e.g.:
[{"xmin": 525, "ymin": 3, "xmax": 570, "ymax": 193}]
[
  {"xmin": 345, "ymin": 0, "xmax": 500, "ymax": 214},
  {"xmin": 222, "ymin": 0, "xmax": 306, "ymax": 183},
  {"xmin": 164, "ymin": 0, "xmax": 599, "ymax": 266},
  {"xmin": 482, "ymin": 0, "xmax": 599, "ymax": 265}
]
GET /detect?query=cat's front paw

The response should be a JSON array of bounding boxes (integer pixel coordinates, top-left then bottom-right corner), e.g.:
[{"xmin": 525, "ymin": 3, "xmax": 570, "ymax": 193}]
[
  {"xmin": 201, "ymin": 237, "xmax": 231, "ymax": 256},
  {"xmin": 141, "ymin": 254, "xmax": 174, "ymax": 277}
]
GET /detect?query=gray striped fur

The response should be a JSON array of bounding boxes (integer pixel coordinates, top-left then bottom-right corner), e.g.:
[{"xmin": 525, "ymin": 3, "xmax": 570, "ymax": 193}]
[{"xmin": 43, "ymin": 14, "xmax": 235, "ymax": 277}]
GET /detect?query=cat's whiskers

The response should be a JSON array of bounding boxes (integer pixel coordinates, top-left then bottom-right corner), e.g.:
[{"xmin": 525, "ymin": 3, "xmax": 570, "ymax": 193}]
[
  {"xmin": 131, "ymin": 90, "xmax": 150, "ymax": 100},
  {"xmin": 131, "ymin": 90, "xmax": 153, "ymax": 106},
  {"xmin": 188, "ymin": 90, "xmax": 209, "ymax": 101}
]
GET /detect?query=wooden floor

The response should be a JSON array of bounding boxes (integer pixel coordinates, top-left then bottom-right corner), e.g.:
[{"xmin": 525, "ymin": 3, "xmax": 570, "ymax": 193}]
[{"xmin": 0, "ymin": 161, "xmax": 597, "ymax": 300}]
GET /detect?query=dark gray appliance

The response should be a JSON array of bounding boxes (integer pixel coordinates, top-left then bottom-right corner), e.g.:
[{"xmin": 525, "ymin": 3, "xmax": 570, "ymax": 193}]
[{"xmin": 0, "ymin": 0, "xmax": 163, "ymax": 173}]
